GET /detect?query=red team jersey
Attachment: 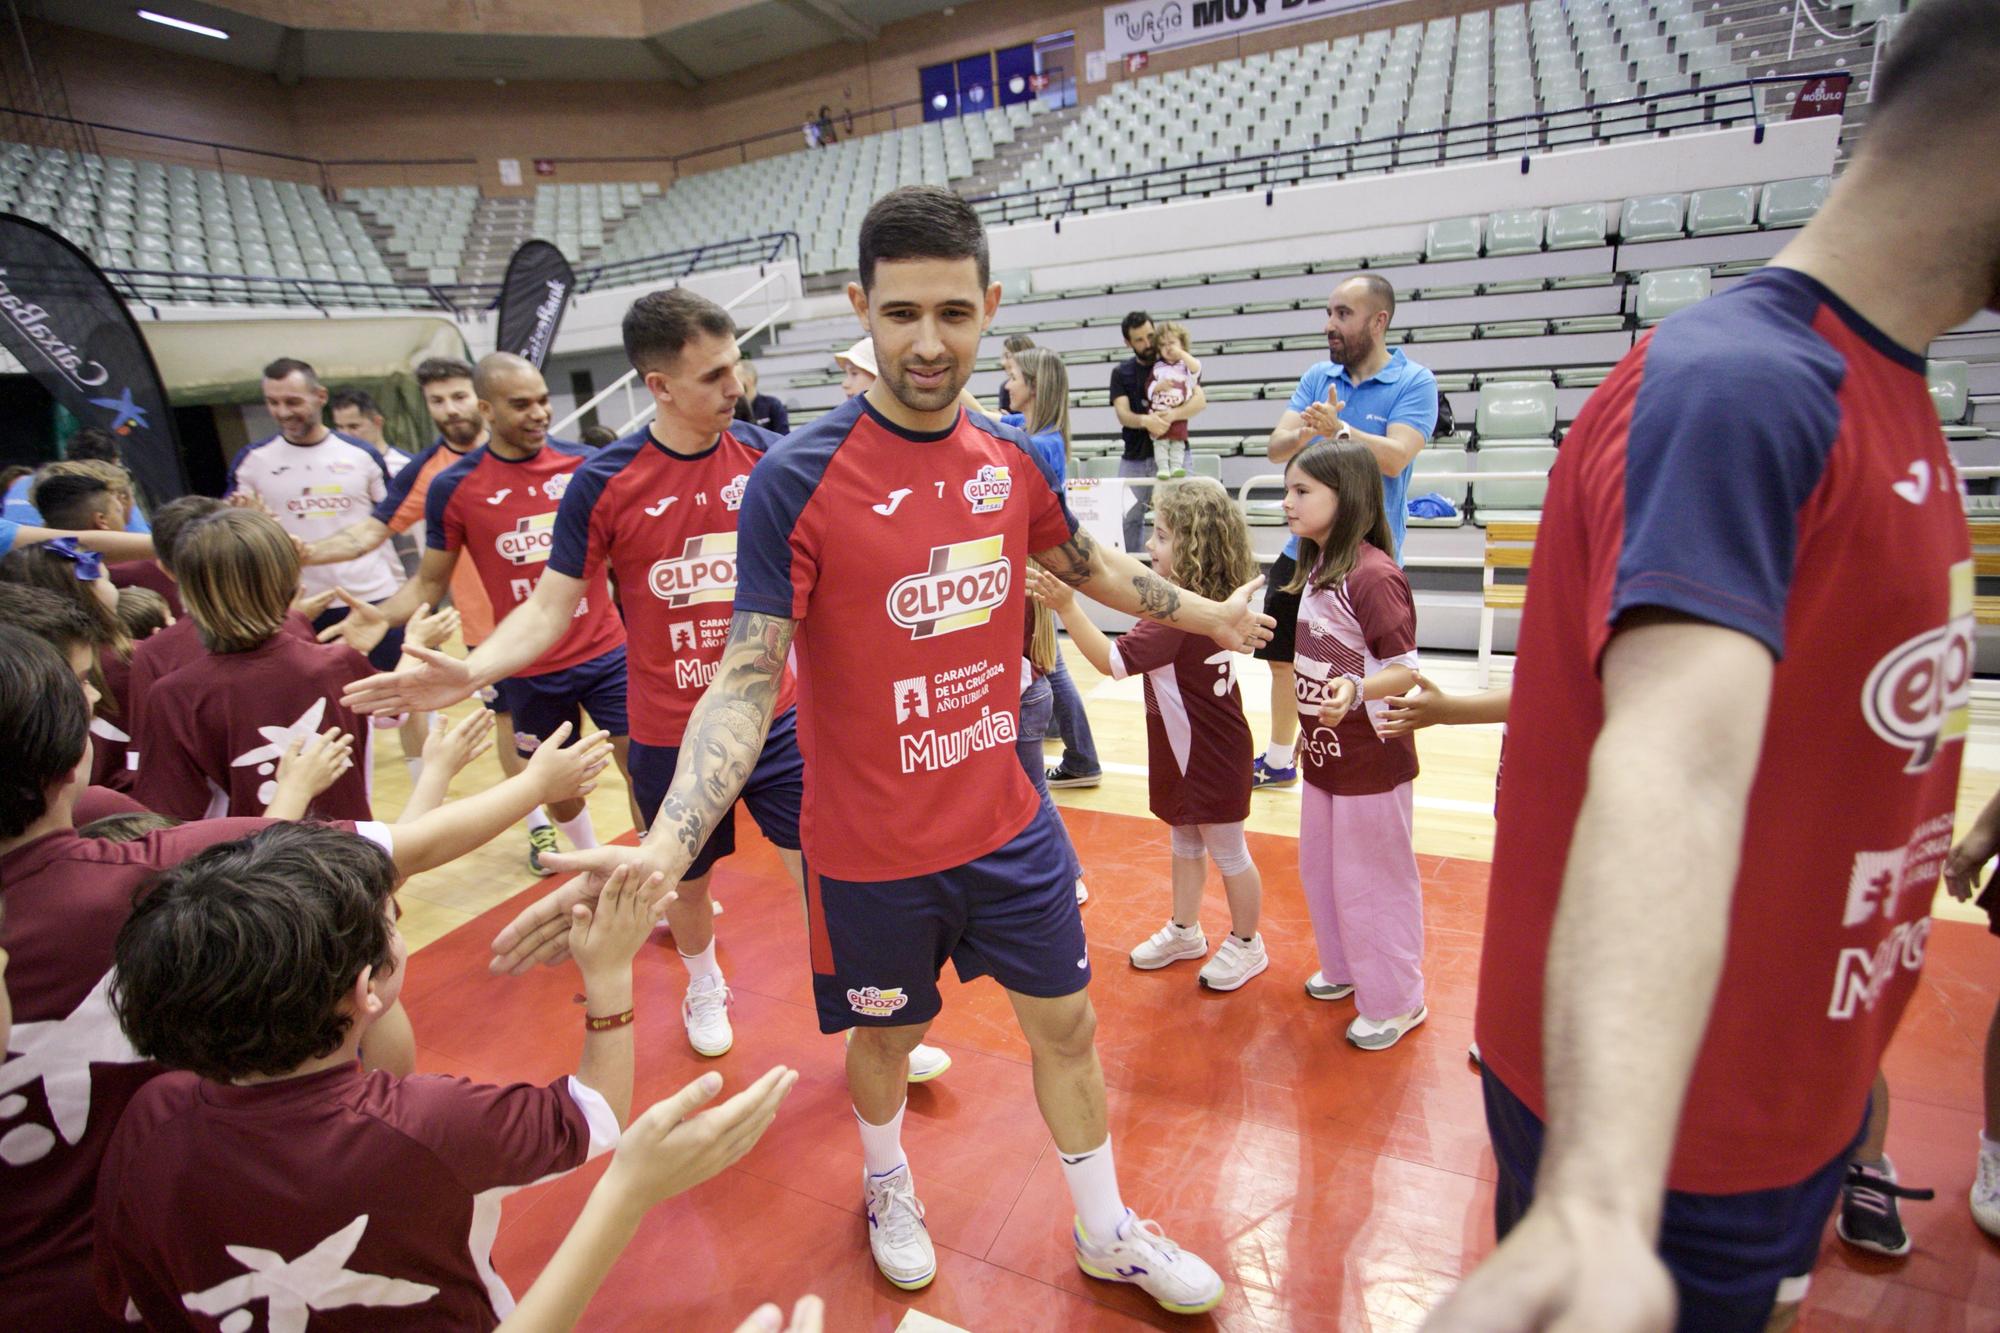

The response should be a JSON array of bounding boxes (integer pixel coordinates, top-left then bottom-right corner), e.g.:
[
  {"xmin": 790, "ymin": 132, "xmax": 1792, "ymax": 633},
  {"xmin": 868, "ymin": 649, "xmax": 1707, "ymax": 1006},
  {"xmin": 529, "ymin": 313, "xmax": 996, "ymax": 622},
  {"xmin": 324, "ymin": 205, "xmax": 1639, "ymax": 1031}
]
[
  {"xmin": 0, "ymin": 817, "xmax": 385, "ymax": 1331},
  {"xmin": 133, "ymin": 634, "xmax": 375, "ymax": 821},
  {"xmin": 549, "ymin": 423, "xmax": 796, "ymax": 746},
  {"xmin": 426, "ymin": 441, "xmax": 625, "ymax": 677},
  {"xmin": 735, "ymin": 398, "xmax": 1077, "ymax": 880},
  {"xmin": 1477, "ymin": 268, "xmax": 1971, "ymax": 1194},
  {"xmin": 96, "ymin": 1063, "xmax": 615, "ymax": 1331},
  {"xmin": 1293, "ymin": 545, "xmax": 1421, "ymax": 797},
  {"xmin": 1108, "ymin": 618, "xmax": 1252, "ymax": 825}
]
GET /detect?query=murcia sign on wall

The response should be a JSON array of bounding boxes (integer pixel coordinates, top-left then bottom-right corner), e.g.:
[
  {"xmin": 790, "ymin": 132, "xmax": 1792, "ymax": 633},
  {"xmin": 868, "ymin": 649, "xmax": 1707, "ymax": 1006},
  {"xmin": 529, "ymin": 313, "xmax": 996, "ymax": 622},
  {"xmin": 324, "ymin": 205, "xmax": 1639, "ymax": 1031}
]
[{"xmin": 1102, "ymin": 0, "xmax": 1381, "ymax": 59}]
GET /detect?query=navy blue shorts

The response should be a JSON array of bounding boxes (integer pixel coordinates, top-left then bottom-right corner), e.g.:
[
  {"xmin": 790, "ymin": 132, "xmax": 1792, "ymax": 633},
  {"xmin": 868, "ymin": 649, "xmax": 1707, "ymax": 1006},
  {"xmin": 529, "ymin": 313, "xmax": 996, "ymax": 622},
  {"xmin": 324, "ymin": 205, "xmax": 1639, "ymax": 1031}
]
[
  {"xmin": 312, "ymin": 600, "xmax": 406, "ymax": 674},
  {"xmin": 803, "ymin": 807, "xmax": 1088, "ymax": 1034},
  {"xmin": 1483, "ymin": 1067, "xmax": 1864, "ymax": 1331},
  {"xmin": 493, "ymin": 646, "xmax": 629, "ymax": 756},
  {"xmin": 629, "ymin": 707, "xmax": 803, "ymax": 879}
]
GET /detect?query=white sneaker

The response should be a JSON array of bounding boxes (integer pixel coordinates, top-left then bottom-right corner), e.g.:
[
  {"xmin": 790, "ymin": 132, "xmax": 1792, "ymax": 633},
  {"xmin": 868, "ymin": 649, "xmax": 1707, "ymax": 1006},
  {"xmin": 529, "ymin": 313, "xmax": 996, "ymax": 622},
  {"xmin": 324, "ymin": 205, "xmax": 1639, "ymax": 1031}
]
[
  {"xmin": 682, "ymin": 974, "xmax": 734, "ymax": 1057},
  {"xmin": 1346, "ymin": 1005, "xmax": 1427, "ymax": 1050},
  {"xmin": 1304, "ymin": 970, "xmax": 1355, "ymax": 1001},
  {"xmin": 1198, "ymin": 933, "xmax": 1268, "ymax": 991},
  {"xmin": 1075, "ymin": 879, "xmax": 1089, "ymax": 906},
  {"xmin": 907, "ymin": 1042, "xmax": 952, "ymax": 1084},
  {"xmin": 1129, "ymin": 921, "xmax": 1207, "ymax": 970},
  {"xmin": 864, "ymin": 1165, "xmax": 936, "ymax": 1290},
  {"xmin": 1074, "ymin": 1208, "xmax": 1224, "ymax": 1315},
  {"xmin": 1973, "ymin": 1150, "xmax": 2000, "ymax": 1238}
]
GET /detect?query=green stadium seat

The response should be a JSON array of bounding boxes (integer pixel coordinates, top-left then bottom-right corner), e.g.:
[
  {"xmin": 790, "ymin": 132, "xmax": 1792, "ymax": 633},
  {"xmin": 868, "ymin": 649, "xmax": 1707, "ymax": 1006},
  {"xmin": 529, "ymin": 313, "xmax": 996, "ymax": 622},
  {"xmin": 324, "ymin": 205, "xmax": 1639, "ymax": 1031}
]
[
  {"xmin": 1929, "ymin": 360, "xmax": 1971, "ymax": 424},
  {"xmin": 1759, "ymin": 176, "xmax": 1829, "ymax": 228},
  {"xmin": 1556, "ymin": 365, "xmax": 1616, "ymax": 388},
  {"xmin": 1545, "ymin": 202, "xmax": 1607, "ymax": 250},
  {"xmin": 1408, "ymin": 323, "xmax": 1477, "ymax": 343},
  {"xmin": 1637, "ymin": 267, "xmax": 1711, "ymax": 324},
  {"xmin": 1188, "ymin": 454, "xmax": 1224, "ymax": 480},
  {"xmin": 1081, "ymin": 455, "xmax": 1125, "ymax": 479},
  {"xmin": 1425, "ymin": 215, "xmax": 1483, "ymax": 261},
  {"xmin": 1551, "ymin": 314, "xmax": 1627, "ymax": 334},
  {"xmin": 1476, "ymin": 380, "xmax": 1557, "ymax": 443},
  {"xmin": 1620, "ymin": 194, "xmax": 1685, "ymax": 242},
  {"xmin": 1410, "ymin": 447, "xmax": 1470, "ymax": 521},
  {"xmin": 1480, "ymin": 319, "xmax": 1549, "ymax": 338},
  {"xmin": 1472, "ymin": 445, "xmax": 1556, "ymax": 516},
  {"xmin": 1687, "ymin": 186, "xmax": 1756, "ymax": 235},
  {"xmin": 1485, "ymin": 208, "xmax": 1545, "ymax": 256}
]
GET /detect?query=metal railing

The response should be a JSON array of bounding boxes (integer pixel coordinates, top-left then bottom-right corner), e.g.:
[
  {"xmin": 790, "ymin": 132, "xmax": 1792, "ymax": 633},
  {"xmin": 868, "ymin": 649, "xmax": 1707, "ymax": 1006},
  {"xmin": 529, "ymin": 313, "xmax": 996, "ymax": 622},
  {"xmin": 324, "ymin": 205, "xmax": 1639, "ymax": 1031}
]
[
  {"xmin": 101, "ymin": 231, "xmax": 801, "ymax": 319},
  {"xmin": 968, "ymin": 73, "xmax": 1847, "ymax": 228}
]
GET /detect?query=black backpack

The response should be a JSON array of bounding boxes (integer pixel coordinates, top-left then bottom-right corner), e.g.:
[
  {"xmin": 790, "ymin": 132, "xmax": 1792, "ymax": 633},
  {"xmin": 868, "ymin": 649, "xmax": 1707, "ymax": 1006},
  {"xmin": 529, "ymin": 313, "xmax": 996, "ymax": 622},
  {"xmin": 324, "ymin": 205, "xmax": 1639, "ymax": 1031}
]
[{"xmin": 1433, "ymin": 387, "xmax": 1456, "ymax": 439}]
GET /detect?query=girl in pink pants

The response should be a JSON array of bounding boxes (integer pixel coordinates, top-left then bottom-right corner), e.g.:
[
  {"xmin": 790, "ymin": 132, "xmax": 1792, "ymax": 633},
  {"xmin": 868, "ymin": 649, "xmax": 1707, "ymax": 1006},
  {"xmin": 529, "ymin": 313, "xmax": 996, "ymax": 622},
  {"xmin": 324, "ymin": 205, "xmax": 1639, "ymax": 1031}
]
[{"xmin": 1281, "ymin": 439, "xmax": 1427, "ymax": 1051}]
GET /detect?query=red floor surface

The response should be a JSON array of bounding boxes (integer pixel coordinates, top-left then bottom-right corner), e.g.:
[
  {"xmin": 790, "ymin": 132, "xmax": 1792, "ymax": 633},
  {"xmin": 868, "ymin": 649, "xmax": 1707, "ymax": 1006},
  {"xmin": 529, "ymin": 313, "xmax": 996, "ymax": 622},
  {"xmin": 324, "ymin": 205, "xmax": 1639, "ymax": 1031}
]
[{"xmin": 401, "ymin": 809, "xmax": 2000, "ymax": 1331}]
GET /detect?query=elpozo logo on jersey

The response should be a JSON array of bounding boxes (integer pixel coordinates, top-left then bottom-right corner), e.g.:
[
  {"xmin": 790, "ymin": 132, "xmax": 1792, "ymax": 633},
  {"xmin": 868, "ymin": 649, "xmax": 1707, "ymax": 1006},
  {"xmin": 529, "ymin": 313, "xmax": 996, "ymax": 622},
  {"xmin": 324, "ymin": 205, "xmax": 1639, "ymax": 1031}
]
[
  {"xmin": 963, "ymin": 464, "xmax": 1011, "ymax": 514},
  {"xmin": 496, "ymin": 511, "xmax": 557, "ymax": 565},
  {"xmin": 541, "ymin": 471, "xmax": 572, "ymax": 503},
  {"xmin": 887, "ymin": 536, "xmax": 1010, "ymax": 640},
  {"xmin": 721, "ymin": 473, "xmax": 749, "ymax": 511},
  {"xmin": 1863, "ymin": 559, "xmax": 1973, "ymax": 774},
  {"xmin": 649, "ymin": 531, "xmax": 737, "ymax": 607}
]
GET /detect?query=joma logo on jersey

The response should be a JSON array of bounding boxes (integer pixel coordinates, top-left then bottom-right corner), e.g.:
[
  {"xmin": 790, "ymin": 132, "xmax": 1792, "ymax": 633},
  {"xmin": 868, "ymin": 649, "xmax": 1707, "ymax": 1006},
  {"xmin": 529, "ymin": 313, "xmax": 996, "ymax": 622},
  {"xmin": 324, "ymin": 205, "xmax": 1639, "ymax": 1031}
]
[
  {"xmin": 495, "ymin": 511, "xmax": 557, "ymax": 565},
  {"xmin": 648, "ymin": 531, "xmax": 738, "ymax": 607},
  {"xmin": 888, "ymin": 537, "xmax": 1010, "ymax": 639},
  {"xmin": 1863, "ymin": 559, "xmax": 1973, "ymax": 773},
  {"xmin": 721, "ymin": 473, "xmax": 749, "ymax": 511},
  {"xmin": 963, "ymin": 464, "xmax": 1012, "ymax": 514}
]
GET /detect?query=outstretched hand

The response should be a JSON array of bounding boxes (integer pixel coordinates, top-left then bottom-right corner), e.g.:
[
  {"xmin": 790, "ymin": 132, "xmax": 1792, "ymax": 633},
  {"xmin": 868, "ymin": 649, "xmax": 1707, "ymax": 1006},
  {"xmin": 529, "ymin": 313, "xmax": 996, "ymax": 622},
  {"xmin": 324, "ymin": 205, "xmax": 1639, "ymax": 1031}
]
[
  {"xmin": 343, "ymin": 643, "xmax": 477, "ymax": 715},
  {"xmin": 1024, "ymin": 562, "xmax": 1077, "ymax": 613},
  {"xmin": 1378, "ymin": 671, "xmax": 1448, "ymax": 737},
  {"xmin": 316, "ymin": 589, "xmax": 391, "ymax": 657},
  {"xmin": 521, "ymin": 722, "xmax": 614, "ymax": 806},
  {"xmin": 1210, "ymin": 575, "xmax": 1275, "ymax": 654},
  {"xmin": 490, "ymin": 844, "xmax": 678, "ymax": 976},
  {"xmin": 604, "ymin": 1065, "xmax": 799, "ymax": 1210}
]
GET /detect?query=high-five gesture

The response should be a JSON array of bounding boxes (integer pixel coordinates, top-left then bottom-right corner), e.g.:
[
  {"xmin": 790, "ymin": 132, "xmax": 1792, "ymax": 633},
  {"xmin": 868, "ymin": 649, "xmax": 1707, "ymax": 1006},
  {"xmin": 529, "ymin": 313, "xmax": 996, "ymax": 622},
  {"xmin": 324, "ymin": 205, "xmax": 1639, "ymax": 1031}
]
[{"xmin": 344, "ymin": 643, "xmax": 478, "ymax": 715}]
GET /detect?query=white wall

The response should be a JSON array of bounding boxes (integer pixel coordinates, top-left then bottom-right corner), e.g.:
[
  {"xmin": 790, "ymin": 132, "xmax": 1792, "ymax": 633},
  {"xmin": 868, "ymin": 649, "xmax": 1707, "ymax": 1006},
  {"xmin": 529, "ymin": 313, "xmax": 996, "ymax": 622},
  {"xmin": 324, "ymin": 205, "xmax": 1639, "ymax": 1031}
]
[{"xmin": 991, "ymin": 118, "xmax": 1842, "ymax": 293}]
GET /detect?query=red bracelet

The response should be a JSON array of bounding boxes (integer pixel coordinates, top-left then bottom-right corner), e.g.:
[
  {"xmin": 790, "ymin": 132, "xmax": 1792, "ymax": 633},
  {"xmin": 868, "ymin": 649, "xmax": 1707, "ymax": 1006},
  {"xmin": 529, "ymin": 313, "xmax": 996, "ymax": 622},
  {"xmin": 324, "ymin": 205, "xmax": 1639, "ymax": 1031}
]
[{"xmin": 584, "ymin": 1009, "xmax": 635, "ymax": 1031}]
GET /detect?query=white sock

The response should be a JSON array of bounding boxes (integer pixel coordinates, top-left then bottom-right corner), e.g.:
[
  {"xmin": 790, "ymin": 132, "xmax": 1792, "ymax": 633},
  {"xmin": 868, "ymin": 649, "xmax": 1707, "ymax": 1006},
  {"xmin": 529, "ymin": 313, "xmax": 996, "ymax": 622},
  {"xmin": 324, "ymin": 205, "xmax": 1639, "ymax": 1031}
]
[
  {"xmin": 1265, "ymin": 740, "xmax": 1296, "ymax": 768},
  {"xmin": 679, "ymin": 939, "xmax": 722, "ymax": 984},
  {"xmin": 525, "ymin": 806, "xmax": 551, "ymax": 833},
  {"xmin": 555, "ymin": 811, "xmax": 598, "ymax": 850},
  {"xmin": 856, "ymin": 1101, "xmax": 909, "ymax": 1178},
  {"xmin": 403, "ymin": 757, "xmax": 423, "ymax": 784},
  {"xmin": 1982, "ymin": 1132, "xmax": 2000, "ymax": 1158},
  {"xmin": 1059, "ymin": 1137, "xmax": 1128, "ymax": 1243}
]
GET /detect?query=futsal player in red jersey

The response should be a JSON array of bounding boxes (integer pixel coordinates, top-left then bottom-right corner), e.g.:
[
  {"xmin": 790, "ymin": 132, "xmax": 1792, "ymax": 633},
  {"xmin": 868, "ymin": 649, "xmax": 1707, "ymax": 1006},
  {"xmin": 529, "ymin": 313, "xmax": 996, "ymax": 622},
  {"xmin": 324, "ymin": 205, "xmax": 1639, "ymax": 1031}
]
[
  {"xmin": 486, "ymin": 187, "xmax": 1271, "ymax": 1313},
  {"xmin": 1427, "ymin": 5, "xmax": 2000, "ymax": 1329}
]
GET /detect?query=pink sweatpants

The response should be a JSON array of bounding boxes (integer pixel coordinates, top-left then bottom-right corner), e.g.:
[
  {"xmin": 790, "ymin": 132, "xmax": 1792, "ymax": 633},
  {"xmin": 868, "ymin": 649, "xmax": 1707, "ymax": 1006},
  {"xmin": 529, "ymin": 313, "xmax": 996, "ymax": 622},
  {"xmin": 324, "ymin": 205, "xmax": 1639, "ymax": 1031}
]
[{"xmin": 1298, "ymin": 781, "xmax": 1425, "ymax": 1020}]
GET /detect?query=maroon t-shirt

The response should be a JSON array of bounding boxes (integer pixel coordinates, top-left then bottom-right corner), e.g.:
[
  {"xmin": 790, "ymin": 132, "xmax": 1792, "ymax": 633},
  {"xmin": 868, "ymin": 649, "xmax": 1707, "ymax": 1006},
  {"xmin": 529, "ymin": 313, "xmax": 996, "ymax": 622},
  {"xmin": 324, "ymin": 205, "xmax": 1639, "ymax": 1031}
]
[
  {"xmin": 134, "ymin": 633, "xmax": 374, "ymax": 821},
  {"xmin": 1109, "ymin": 618, "xmax": 1252, "ymax": 825},
  {"xmin": 74, "ymin": 785, "xmax": 149, "ymax": 825},
  {"xmin": 1293, "ymin": 544, "xmax": 1420, "ymax": 796},
  {"xmin": 108, "ymin": 559, "xmax": 182, "ymax": 617},
  {"xmin": 96, "ymin": 1063, "xmax": 614, "ymax": 1331},
  {"xmin": 0, "ymin": 819, "xmax": 275, "ymax": 1329},
  {"xmin": 128, "ymin": 613, "xmax": 315, "ymax": 741},
  {"xmin": 89, "ymin": 646, "xmax": 135, "ymax": 792}
]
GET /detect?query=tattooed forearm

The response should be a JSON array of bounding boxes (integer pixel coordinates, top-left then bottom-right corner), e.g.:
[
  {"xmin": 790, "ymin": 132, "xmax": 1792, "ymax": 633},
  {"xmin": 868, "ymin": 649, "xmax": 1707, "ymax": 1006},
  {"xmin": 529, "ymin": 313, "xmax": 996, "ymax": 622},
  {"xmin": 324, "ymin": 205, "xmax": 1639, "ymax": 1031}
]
[
  {"xmin": 1130, "ymin": 572, "xmax": 1183, "ymax": 622},
  {"xmin": 641, "ymin": 611, "xmax": 797, "ymax": 869},
  {"xmin": 1039, "ymin": 527, "xmax": 1098, "ymax": 588}
]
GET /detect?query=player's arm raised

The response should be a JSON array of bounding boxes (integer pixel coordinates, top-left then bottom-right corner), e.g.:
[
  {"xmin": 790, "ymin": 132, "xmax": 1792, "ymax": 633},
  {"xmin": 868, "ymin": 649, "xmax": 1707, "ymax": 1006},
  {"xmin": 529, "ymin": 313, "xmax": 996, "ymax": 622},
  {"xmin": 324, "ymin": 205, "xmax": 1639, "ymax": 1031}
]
[
  {"xmin": 489, "ymin": 610, "xmax": 796, "ymax": 974},
  {"xmin": 1423, "ymin": 611, "xmax": 1773, "ymax": 1333},
  {"xmin": 302, "ymin": 516, "xmax": 391, "ymax": 566},
  {"xmin": 340, "ymin": 547, "xmax": 463, "ymax": 713},
  {"xmin": 1032, "ymin": 524, "xmax": 1273, "ymax": 656}
]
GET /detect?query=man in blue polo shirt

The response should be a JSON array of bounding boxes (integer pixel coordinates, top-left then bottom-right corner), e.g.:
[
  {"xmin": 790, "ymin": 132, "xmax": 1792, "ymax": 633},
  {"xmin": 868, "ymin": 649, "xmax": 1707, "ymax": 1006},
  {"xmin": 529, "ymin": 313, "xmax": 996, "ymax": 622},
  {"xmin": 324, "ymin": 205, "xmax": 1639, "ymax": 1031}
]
[{"xmin": 1256, "ymin": 273, "xmax": 1437, "ymax": 788}]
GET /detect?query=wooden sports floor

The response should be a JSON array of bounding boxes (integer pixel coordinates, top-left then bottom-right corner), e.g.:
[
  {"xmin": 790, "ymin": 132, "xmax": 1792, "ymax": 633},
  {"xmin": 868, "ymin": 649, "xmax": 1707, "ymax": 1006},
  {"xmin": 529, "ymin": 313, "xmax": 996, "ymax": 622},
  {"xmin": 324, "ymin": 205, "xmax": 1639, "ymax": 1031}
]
[{"xmin": 384, "ymin": 646, "xmax": 2000, "ymax": 1331}]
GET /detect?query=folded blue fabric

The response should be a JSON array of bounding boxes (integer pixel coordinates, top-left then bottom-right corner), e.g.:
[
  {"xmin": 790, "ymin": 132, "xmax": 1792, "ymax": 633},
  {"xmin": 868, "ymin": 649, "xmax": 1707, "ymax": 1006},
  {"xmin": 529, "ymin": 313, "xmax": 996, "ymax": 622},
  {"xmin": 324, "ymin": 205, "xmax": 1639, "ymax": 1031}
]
[{"xmin": 1406, "ymin": 492, "xmax": 1459, "ymax": 519}]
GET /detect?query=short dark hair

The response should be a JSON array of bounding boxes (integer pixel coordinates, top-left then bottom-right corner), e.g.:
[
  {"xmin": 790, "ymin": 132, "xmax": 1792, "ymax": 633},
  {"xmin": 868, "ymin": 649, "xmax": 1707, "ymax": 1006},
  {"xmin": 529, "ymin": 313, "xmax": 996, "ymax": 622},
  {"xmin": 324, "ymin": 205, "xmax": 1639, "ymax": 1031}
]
[
  {"xmin": 328, "ymin": 387, "xmax": 381, "ymax": 418},
  {"xmin": 578, "ymin": 424, "xmax": 618, "ymax": 447},
  {"xmin": 150, "ymin": 495, "xmax": 226, "ymax": 573},
  {"xmin": 1121, "ymin": 311, "xmax": 1153, "ymax": 338},
  {"xmin": 0, "ymin": 581, "xmax": 102, "ymax": 655},
  {"xmin": 80, "ymin": 811, "xmax": 180, "ymax": 841},
  {"xmin": 115, "ymin": 585, "xmax": 172, "ymax": 641},
  {"xmin": 622, "ymin": 288, "xmax": 736, "ymax": 375},
  {"xmin": 1339, "ymin": 272, "xmax": 1398, "ymax": 321},
  {"xmin": 112, "ymin": 822, "xmax": 400, "ymax": 1082},
  {"xmin": 1867, "ymin": 0, "xmax": 2000, "ymax": 156},
  {"xmin": 31, "ymin": 467, "xmax": 118, "ymax": 530},
  {"xmin": 414, "ymin": 357, "xmax": 475, "ymax": 388},
  {"xmin": 65, "ymin": 427, "xmax": 121, "ymax": 464},
  {"xmin": 858, "ymin": 185, "xmax": 989, "ymax": 292},
  {"xmin": 0, "ymin": 624, "xmax": 90, "ymax": 839},
  {"xmin": 262, "ymin": 357, "xmax": 319, "ymax": 388}
]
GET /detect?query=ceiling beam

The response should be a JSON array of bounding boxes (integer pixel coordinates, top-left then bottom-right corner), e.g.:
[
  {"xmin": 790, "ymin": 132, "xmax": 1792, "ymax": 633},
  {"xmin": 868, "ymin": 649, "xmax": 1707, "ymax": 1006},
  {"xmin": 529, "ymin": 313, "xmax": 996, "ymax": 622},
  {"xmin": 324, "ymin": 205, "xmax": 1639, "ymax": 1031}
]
[
  {"xmin": 781, "ymin": 0, "xmax": 876, "ymax": 44},
  {"xmin": 641, "ymin": 34, "xmax": 704, "ymax": 87}
]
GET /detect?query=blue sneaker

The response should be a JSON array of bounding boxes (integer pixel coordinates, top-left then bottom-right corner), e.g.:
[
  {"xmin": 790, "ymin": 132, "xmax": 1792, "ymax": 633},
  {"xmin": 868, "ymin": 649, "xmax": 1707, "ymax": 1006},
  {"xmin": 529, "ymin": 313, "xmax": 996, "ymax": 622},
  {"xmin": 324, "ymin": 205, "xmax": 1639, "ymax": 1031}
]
[{"xmin": 1252, "ymin": 756, "xmax": 1298, "ymax": 788}]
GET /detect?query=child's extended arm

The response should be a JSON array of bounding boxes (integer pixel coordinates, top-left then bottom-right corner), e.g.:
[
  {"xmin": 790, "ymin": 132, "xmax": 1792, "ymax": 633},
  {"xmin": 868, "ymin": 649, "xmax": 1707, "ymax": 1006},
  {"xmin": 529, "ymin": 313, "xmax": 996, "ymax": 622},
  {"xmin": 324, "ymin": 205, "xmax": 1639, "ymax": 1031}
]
[
  {"xmin": 386, "ymin": 722, "xmax": 611, "ymax": 877},
  {"xmin": 1025, "ymin": 563, "xmax": 1116, "ymax": 677},
  {"xmin": 564, "ymin": 864, "xmax": 657, "ymax": 1127},
  {"xmin": 265, "ymin": 727, "xmax": 356, "ymax": 820},
  {"xmin": 401, "ymin": 709, "xmax": 496, "ymax": 820},
  {"xmin": 494, "ymin": 1067, "xmax": 803, "ymax": 1333},
  {"xmin": 1378, "ymin": 674, "xmax": 1513, "ymax": 738}
]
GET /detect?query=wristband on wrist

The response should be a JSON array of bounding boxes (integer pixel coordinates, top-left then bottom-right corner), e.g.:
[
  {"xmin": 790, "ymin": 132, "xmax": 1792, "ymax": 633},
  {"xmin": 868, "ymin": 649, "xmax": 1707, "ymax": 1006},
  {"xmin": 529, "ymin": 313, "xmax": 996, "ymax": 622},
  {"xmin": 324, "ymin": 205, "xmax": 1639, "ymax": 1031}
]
[
  {"xmin": 1344, "ymin": 673, "xmax": 1367, "ymax": 703},
  {"xmin": 584, "ymin": 1008, "xmax": 635, "ymax": 1031}
]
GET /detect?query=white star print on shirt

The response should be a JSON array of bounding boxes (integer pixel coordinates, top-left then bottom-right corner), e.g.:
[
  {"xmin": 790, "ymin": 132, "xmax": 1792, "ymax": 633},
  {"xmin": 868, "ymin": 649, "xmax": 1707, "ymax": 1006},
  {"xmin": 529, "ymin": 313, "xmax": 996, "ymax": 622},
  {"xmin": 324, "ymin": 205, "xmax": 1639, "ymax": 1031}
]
[
  {"xmin": 180, "ymin": 1214, "xmax": 439, "ymax": 1333},
  {"xmin": 229, "ymin": 697, "xmax": 330, "ymax": 807},
  {"xmin": 0, "ymin": 970, "xmax": 141, "ymax": 1165}
]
